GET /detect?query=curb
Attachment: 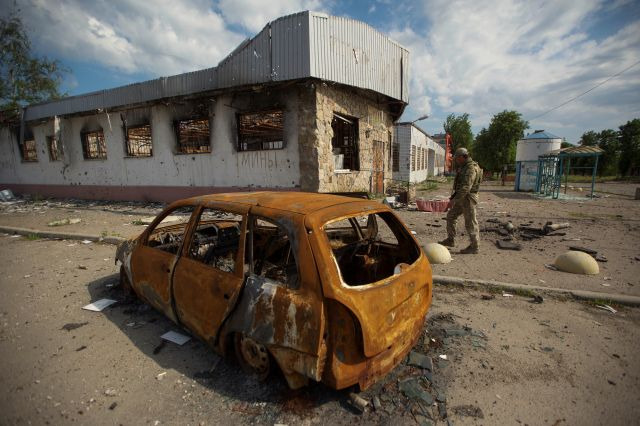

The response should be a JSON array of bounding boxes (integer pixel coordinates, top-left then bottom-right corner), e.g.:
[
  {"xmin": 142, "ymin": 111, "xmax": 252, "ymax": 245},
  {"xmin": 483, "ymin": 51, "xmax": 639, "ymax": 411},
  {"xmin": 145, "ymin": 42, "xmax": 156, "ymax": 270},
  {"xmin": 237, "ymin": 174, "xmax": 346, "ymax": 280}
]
[
  {"xmin": 434, "ymin": 275, "xmax": 640, "ymax": 307},
  {"xmin": 0, "ymin": 225, "xmax": 126, "ymax": 245},
  {"xmin": 2, "ymin": 225, "xmax": 638, "ymax": 307}
]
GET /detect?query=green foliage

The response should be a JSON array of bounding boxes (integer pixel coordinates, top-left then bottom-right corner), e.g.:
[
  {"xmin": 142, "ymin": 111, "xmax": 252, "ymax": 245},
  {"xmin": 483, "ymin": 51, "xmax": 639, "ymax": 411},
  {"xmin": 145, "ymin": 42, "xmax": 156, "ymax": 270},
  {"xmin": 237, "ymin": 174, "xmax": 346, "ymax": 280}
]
[
  {"xmin": 0, "ymin": 9, "xmax": 67, "ymax": 124},
  {"xmin": 443, "ymin": 113, "xmax": 473, "ymax": 153},
  {"xmin": 473, "ymin": 110, "xmax": 529, "ymax": 173},
  {"xmin": 25, "ymin": 233, "xmax": 40, "ymax": 240},
  {"xmin": 560, "ymin": 141, "xmax": 573, "ymax": 148},
  {"xmin": 597, "ymin": 129, "xmax": 619, "ymax": 176},
  {"xmin": 618, "ymin": 118, "xmax": 640, "ymax": 176},
  {"xmin": 579, "ymin": 131, "xmax": 598, "ymax": 146}
]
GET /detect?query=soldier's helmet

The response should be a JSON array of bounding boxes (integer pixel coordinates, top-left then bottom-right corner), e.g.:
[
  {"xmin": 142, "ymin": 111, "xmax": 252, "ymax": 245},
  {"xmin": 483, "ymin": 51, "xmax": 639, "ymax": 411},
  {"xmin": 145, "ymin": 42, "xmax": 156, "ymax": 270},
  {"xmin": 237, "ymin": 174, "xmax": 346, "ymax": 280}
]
[{"xmin": 454, "ymin": 147, "xmax": 469, "ymax": 157}]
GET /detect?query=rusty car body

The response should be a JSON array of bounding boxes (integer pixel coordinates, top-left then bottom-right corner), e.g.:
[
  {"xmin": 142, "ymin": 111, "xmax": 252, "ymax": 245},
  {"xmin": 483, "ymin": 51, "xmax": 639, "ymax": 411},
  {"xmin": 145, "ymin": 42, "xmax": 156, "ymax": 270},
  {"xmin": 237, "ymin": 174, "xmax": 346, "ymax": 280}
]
[{"xmin": 116, "ymin": 192, "xmax": 432, "ymax": 389}]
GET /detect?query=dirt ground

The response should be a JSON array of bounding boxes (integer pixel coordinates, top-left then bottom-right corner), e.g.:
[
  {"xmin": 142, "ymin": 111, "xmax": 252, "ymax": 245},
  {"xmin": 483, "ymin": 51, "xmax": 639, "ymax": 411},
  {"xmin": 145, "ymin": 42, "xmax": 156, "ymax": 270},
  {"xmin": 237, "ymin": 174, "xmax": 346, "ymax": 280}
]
[
  {"xmin": 1, "ymin": 181, "xmax": 638, "ymax": 298},
  {"xmin": 1, "ymin": 235, "xmax": 639, "ymax": 425}
]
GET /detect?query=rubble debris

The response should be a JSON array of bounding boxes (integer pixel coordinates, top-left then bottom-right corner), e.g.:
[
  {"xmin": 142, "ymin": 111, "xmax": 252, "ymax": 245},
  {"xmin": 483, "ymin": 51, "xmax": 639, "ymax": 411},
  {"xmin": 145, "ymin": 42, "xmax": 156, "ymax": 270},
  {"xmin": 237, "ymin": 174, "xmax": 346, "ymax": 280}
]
[
  {"xmin": 82, "ymin": 299, "xmax": 117, "ymax": 312},
  {"xmin": 543, "ymin": 222, "xmax": 570, "ymax": 234},
  {"xmin": 160, "ymin": 331, "xmax": 191, "ymax": 345},
  {"xmin": 568, "ymin": 246, "xmax": 597, "ymax": 256},
  {"xmin": 530, "ymin": 295, "xmax": 544, "ymax": 304},
  {"xmin": 544, "ymin": 263, "xmax": 558, "ymax": 271},
  {"xmin": 481, "ymin": 294, "xmax": 495, "ymax": 300},
  {"xmin": 61, "ymin": 322, "xmax": 88, "ymax": 332},
  {"xmin": 595, "ymin": 254, "xmax": 608, "ymax": 262},
  {"xmin": 502, "ymin": 293, "xmax": 513, "ymax": 297},
  {"xmin": 596, "ymin": 304, "xmax": 617, "ymax": 314},
  {"xmin": 438, "ymin": 402, "xmax": 448, "ymax": 419},
  {"xmin": 372, "ymin": 396, "xmax": 382, "ymax": 411},
  {"xmin": 75, "ymin": 345, "xmax": 87, "ymax": 352},
  {"xmin": 438, "ymin": 354, "xmax": 448, "ymax": 360},
  {"xmin": 554, "ymin": 251, "xmax": 599, "ymax": 275},
  {"xmin": 452, "ymin": 404, "xmax": 484, "ymax": 419},
  {"xmin": 504, "ymin": 222, "xmax": 515, "ymax": 233},
  {"xmin": 47, "ymin": 218, "xmax": 81, "ymax": 227},
  {"xmin": 496, "ymin": 240, "xmax": 522, "ymax": 251},
  {"xmin": 0, "ymin": 189, "xmax": 15, "ymax": 201},
  {"xmin": 153, "ymin": 340, "xmax": 167, "ymax": 355},
  {"xmin": 349, "ymin": 393, "xmax": 369, "ymax": 412},
  {"xmin": 399, "ymin": 378, "xmax": 433, "ymax": 405},
  {"xmin": 104, "ymin": 388, "xmax": 117, "ymax": 397},
  {"xmin": 407, "ymin": 351, "xmax": 433, "ymax": 370},
  {"xmin": 109, "ymin": 402, "xmax": 117, "ymax": 410}
]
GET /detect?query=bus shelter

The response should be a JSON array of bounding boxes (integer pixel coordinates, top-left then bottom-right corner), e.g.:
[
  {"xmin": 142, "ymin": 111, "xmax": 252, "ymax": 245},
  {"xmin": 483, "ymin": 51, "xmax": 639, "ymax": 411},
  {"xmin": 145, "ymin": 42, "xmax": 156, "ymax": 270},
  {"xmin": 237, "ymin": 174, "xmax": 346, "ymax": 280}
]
[{"xmin": 536, "ymin": 145, "xmax": 603, "ymax": 199}]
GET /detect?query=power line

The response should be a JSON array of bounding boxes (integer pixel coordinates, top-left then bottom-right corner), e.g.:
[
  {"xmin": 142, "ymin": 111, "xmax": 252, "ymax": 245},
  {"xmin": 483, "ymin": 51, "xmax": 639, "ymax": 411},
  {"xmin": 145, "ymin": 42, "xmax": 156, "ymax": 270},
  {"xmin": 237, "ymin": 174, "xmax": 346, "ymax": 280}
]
[{"xmin": 529, "ymin": 59, "xmax": 640, "ymax": 121}]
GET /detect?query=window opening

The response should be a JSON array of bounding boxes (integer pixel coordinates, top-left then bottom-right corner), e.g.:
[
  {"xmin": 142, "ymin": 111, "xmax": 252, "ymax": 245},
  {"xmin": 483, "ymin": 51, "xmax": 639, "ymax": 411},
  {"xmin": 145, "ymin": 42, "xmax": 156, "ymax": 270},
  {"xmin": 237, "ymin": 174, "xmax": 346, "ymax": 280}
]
[
  {"xmin": 47, "ymin": 136, "xmax": 62, "ymax": 161},
  {"xmin": 176, "ymin": 118, "xmax": 210, "ymax": 154},
  {"xmin": 82, "ymin": 130, "xmax": 107, "ymax": 159},
  {"xmin": 248, "ymin": 217, "xmax": 299, "ymax": 288},
  {"xmin": 126, "ymin": 124, "xmax": 152, "ymax": 157},
  {"xmin": 323, "ymin": 212, "xmax": 420, "ymax": 286},
  {"xmin": 188, "ymin": 208, "xmax": 242, "ymax": 273},
  {"xmin": 237, "ymin": 110, "xmax": 284, "ymax": 151},
  {"xmin": 146, "ymin": 206, "xmax": 195, "ymax": 254},
  {"xmin": 331, "ymin": 113, "xmax": 359, "ymax": 170},
  {"xmin": 411, "ymin": 146, "xmax": 416, "ymax": 171},
  {"xmin": 392, "ymin": 143, "xmax": 400, "ymax": 172},
  {"xmin": 20, "ymin": 139, "xmax": 37, "ymax": 162}
]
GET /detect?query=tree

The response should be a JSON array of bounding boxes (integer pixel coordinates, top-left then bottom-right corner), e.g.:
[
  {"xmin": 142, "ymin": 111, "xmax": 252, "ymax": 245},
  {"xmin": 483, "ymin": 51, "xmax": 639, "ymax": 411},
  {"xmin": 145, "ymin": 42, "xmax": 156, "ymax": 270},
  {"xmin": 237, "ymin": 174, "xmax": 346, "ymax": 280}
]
[
  {"xmin": 579, "ymin": 131, "xmax": 598, "ymax": 146},
  {"xmin": 443, "ymin": 113, "xmax": 473, "ymax": 154},
  {"xmin": 0, "ymin": 9, "xmax": 67, "ymax": 124},
  {"xmin": 472, "ymin": 110, "xmax": 529, "ymax": 173},
  {"xmin": 618, "ymin": 118, "xmax": 640, "ymax": 176},
  {"xmin": 596, "ymin": 129, "xmax": 619, "ymax": 176}
]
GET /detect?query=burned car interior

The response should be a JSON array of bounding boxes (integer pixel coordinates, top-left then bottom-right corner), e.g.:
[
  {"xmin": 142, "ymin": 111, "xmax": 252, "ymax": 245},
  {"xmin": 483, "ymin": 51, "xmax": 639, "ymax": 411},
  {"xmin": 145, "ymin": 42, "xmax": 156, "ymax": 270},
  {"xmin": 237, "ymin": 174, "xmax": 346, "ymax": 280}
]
[
  {"xmin": 249, "ymin": 218, "xmax": 299, "ymax": 288},
  {"xmin": 324, "ymin": 212, "xmax": 420, "ymax": 286},
  {"xmin": 188, "ymin": 209, "xmax": 242, "ymax": 273}
]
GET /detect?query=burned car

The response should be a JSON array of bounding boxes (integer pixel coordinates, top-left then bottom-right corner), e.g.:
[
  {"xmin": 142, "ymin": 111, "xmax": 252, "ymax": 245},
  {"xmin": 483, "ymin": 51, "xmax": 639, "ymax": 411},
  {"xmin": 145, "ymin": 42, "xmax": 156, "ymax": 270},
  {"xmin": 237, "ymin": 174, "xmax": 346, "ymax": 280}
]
[{"xmin": 116, "ymin": 192, "xmax": 432, "ymax": 389}]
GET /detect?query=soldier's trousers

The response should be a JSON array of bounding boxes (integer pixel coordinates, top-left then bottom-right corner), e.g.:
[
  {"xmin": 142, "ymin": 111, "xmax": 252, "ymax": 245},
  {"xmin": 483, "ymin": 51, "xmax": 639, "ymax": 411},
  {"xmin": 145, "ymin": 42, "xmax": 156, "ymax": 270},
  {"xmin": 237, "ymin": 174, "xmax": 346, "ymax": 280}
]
[{"xmin": 446, "ymin": 196, "xmax": 479, "ymax": 244}]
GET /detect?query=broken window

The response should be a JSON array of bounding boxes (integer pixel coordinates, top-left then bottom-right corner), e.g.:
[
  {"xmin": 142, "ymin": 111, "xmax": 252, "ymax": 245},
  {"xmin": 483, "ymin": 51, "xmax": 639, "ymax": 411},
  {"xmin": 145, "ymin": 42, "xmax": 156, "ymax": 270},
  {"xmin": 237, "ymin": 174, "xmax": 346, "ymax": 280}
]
[
  {"xmin": 125, "ymin": 124, "xmax": 152, "ymax": 157},
  {"xmin": 176, "ymin": 118, "xmax": 210, "ymax": 154},
  {"xmin": 392, "ymin": 143, "xmax": 399, "ymax": 172},
  {"xmin": 237, "ymin": 110, "xmax": 284, "ymax": 151},
  {"xmin": 411, "ymin": 146, "xmax": 416, "ymax": 171},
  {"xmin": 47, "ymin": 136, "xmax": 62, "ymax": 161},
  {"xmin": 324, "ymin": 212, "xmax": 420, "ymax": 286},
  {"xmin": 331, "ymin": 113, "xmax": 359, "ymax": 170},
  {"xmin": 20, "ymin": 139, "xmax": 37, "ymax": 162},
  {"xmin": 146, "ymin": 206, "xmax": 195, "ymax": 254},
  {"xmin": 82, "ymin": 130, "xmax": 107, "ymax": 159},
  {"xmin": 188, "ymin": 208, "xmax": 242, "ymax": 274},
  {"xmin": 248, "ymin": 217, "xmax": 299, "ymax": 289}
]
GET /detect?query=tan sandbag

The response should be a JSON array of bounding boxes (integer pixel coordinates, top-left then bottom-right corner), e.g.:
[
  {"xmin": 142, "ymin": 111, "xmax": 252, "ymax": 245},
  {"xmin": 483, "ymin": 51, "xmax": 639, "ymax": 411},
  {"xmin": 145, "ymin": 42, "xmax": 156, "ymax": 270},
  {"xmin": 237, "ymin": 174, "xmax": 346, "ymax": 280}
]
[
  {"xmin": 423, "ymin": 243, "xmax": 452, "ymax": 264},
  {"xmin": 554, "ymin": 250, "xmax": 599, "ymax": 275}
]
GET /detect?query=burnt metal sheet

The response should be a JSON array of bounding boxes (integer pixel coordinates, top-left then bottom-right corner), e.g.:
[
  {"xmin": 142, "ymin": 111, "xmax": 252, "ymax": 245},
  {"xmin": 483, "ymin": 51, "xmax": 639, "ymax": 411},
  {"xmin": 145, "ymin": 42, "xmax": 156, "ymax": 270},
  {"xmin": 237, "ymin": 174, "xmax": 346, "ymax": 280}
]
[{"xmin": 24, "ymin": 11, "xmax": 408, "ymax": 122}]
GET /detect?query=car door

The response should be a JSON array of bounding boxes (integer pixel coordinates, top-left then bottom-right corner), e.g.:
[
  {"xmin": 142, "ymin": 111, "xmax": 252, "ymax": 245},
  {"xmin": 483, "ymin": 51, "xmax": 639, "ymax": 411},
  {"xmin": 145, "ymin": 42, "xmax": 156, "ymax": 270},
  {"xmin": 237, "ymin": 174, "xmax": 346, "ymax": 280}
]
[
  {"xmin": 130, "ymin": 204, "xmax": 196, "ymax": 323},
  {"xmin": 172, "ymin": 203, "xmax": 249, "ymax": 347}
]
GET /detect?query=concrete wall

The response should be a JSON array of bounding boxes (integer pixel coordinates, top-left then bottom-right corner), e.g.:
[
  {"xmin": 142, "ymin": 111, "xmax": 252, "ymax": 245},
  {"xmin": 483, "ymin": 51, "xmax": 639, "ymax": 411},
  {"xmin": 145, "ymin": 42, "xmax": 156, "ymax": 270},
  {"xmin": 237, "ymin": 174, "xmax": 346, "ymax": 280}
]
[
  {"xmin": 393, "ymin": 124, "xmax": 445, "ymax": 183},
  {"xmin": 0, "ymin": 86, "xmax": 304, "ymax": 201}
]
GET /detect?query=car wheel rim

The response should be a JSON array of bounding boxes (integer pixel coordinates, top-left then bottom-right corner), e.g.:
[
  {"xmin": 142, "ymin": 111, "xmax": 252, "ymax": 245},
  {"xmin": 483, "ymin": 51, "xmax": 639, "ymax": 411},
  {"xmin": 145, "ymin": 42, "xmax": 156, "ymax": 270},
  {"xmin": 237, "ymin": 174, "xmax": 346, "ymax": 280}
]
[{"xmin": 236, "ymin": 334, "xmax": 270, "ymax": 378}]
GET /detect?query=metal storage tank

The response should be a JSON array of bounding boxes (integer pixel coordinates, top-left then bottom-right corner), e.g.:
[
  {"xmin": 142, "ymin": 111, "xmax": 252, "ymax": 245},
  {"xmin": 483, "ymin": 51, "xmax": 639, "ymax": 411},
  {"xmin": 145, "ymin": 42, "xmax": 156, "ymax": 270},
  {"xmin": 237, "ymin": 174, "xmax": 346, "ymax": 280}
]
[{"xmin": 515, "ymin": 130, "xmax": 562, "ymax": 191}]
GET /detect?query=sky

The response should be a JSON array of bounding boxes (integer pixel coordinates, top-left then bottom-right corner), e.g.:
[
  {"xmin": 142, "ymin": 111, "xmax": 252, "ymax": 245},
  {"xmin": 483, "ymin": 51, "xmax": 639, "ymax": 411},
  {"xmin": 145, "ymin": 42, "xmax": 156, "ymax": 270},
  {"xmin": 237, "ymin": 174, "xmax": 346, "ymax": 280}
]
[{"xmin": 5, "ymin": 0, "xmax": 640, "ymax": 143}]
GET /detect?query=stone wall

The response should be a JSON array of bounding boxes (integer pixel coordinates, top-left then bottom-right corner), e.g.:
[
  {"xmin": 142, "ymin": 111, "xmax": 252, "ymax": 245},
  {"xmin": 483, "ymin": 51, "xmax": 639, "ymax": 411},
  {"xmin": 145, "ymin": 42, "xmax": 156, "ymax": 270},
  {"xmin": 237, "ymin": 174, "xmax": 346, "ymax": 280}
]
[{"xmin": 297, "ymin": 81, "xmax": 395, "ymax": 193}]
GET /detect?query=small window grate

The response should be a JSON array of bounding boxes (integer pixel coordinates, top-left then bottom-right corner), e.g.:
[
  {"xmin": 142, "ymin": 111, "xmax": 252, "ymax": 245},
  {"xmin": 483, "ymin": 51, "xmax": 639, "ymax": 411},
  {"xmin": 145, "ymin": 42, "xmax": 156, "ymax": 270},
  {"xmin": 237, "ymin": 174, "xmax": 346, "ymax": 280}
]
[
  {"xmin": 238, "ymin": 110, "xmax": 284, "ymax": 151},
  {"xmin": 82, "ymin": 130, "xmax": 107, "ymax": 159},
  {"xmin": 21, "ymin": 139, "xmax": 38, "ymax": 162},
  {"xmin": 126, "ymin": 124, "xmax": 152, "ymax": 157},
  {"xmin": 176, "ymin": 118, "xmax": 210, "ymax": 154}
]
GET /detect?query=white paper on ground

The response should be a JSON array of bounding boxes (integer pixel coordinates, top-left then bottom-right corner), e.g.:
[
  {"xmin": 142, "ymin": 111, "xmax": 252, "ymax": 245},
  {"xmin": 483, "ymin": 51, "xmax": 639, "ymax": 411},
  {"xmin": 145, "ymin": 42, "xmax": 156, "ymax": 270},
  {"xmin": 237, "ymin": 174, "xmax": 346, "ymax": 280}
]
[
  {"xmin": 161, "ymin": 331, "xmax": 191, "ymax": 345},
  {"xmin": 82, "ymin": 299, "xmax": 117, "ymax": 312}
]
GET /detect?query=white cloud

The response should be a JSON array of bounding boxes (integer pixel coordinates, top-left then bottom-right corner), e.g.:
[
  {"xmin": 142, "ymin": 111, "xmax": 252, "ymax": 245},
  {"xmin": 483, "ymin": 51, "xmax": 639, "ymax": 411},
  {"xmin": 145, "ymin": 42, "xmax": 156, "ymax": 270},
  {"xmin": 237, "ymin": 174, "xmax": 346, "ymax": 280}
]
[
  {"xmin": 18, "ymin": 0, "xmax": 246, "ymax": 76},
  {"xmin": 390, "ymin": 0, "xmax": 640, "ymax": 140},
  {"xmin": 217, "ymin": 0, "xmax": 326, "ymax": 32}
]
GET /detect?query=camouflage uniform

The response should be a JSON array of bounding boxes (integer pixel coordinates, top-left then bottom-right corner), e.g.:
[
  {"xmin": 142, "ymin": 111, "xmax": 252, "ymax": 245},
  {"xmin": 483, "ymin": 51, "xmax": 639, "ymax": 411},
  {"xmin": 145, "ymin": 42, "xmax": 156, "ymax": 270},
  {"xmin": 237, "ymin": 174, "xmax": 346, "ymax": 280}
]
[{"xmin": 446, "ymin": 157, "xmax": 482, "ymax": 247}]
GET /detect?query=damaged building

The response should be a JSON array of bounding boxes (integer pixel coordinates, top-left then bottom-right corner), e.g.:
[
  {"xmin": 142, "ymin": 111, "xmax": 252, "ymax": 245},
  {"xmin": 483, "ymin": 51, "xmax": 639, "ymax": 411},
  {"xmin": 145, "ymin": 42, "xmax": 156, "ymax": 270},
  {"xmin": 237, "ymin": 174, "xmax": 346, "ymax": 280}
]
[
  {"xmin": 393, "ymin": 122, "xmax": 445, "ymax": 183},
  {"xmin": 0, "ymin": 11, "xmax": 409, "ymax": 202}
]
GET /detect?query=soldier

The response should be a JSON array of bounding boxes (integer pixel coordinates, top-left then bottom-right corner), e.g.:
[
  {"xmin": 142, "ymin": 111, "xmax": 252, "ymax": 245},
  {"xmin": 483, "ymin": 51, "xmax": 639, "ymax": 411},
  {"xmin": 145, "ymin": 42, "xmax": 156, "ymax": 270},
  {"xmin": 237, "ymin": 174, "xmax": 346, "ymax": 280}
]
[{"xmin": 438, "ymin": 147, "xmax": 482, "ymax": 254}]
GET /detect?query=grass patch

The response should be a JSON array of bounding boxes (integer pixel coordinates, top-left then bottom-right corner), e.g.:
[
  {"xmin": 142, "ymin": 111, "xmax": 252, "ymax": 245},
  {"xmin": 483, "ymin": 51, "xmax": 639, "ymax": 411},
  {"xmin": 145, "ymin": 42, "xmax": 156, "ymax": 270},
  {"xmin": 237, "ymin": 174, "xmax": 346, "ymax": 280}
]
[
  {"xmin": 131, "ymin": 219, "xmax": 145, "ymax": 226},
  {"xmin": 416, "ymin": 181, "xmax": 439, "ymax": 192},
  {"xmin": 512, "ymin": 288, "xmax": 537, "ymax": 298},
  {"xmin": 25, "ymin": 233, "xmax": 41, "ymax": 240}
]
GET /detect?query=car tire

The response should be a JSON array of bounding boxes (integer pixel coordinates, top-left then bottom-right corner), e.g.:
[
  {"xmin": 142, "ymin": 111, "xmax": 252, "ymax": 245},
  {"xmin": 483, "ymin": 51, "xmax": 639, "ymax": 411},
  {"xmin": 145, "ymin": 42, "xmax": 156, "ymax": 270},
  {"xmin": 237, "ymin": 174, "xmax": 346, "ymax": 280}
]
[{"xmin": 234, "ymin": 333, "xmax": 271, "ymax": 381}]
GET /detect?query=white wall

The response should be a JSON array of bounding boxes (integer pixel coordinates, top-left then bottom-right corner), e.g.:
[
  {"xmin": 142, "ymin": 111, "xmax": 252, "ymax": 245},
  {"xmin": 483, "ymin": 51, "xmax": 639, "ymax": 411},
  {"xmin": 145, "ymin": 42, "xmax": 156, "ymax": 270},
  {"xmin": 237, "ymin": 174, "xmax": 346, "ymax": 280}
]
[
  {"xmin": 0, "ymin": 91, "xmax": 301, "ymax": 192},
  {"xmin": 393, "ymin": 124, "xmax": 445, "ymax": 183}
]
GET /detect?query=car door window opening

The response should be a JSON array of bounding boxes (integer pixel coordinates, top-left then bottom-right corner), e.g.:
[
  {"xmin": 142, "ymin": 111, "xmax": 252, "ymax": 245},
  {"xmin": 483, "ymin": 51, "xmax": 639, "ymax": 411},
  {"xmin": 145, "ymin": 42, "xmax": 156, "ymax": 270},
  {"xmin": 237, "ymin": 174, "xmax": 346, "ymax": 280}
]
[
  {"xmin": 248, "ymin": 217, "xmax": 299, "ymax": 289},
  {"xmin": 188, "ymin": 209, "xmax": 243, "ymax": 273},
  {"xmin": 146, "ymin": 206, "xmax": 195, "ymax": 254},
  {"xmin": 324, "ymin": 212, "xmax": 420, "ymax": 286}
]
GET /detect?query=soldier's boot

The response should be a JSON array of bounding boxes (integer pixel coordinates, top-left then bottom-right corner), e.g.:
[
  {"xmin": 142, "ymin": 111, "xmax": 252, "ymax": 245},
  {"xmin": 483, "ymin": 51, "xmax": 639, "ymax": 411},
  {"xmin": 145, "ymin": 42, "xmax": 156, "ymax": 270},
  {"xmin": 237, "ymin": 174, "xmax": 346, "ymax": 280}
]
[
  {"xmin": 438, "ymin": 237, "xmax": 455, "ymax": 247},
  {"xmin": 460, "ymin": 237, "xmax": 479, "ymax": 254}
]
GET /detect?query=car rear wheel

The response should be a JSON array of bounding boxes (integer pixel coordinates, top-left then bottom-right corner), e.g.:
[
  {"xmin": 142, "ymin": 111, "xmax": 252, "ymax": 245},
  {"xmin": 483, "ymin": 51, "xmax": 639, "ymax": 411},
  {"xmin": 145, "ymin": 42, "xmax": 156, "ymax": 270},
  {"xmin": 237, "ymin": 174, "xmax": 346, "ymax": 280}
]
[{"xmin": 234, "ymin": 333, "xmax": 271, "ymax": 380}]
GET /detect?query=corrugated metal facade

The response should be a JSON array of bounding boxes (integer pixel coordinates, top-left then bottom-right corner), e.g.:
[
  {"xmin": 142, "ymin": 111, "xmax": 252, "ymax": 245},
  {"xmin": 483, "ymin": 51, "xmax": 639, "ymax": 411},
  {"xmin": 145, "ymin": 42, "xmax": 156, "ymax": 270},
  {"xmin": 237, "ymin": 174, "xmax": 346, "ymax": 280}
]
[{"xmin": 23, "ymin": 11, "xmax": 408, "ymax": 122}]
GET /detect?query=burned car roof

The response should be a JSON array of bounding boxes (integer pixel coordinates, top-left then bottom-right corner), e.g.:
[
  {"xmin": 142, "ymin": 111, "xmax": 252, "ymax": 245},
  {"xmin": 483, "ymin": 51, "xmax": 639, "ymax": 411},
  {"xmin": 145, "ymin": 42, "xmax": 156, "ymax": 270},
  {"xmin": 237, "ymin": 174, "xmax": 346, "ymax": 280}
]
[{"xmin": 185, "ymin": 192, "xmax": 374, "ymax": 215}]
